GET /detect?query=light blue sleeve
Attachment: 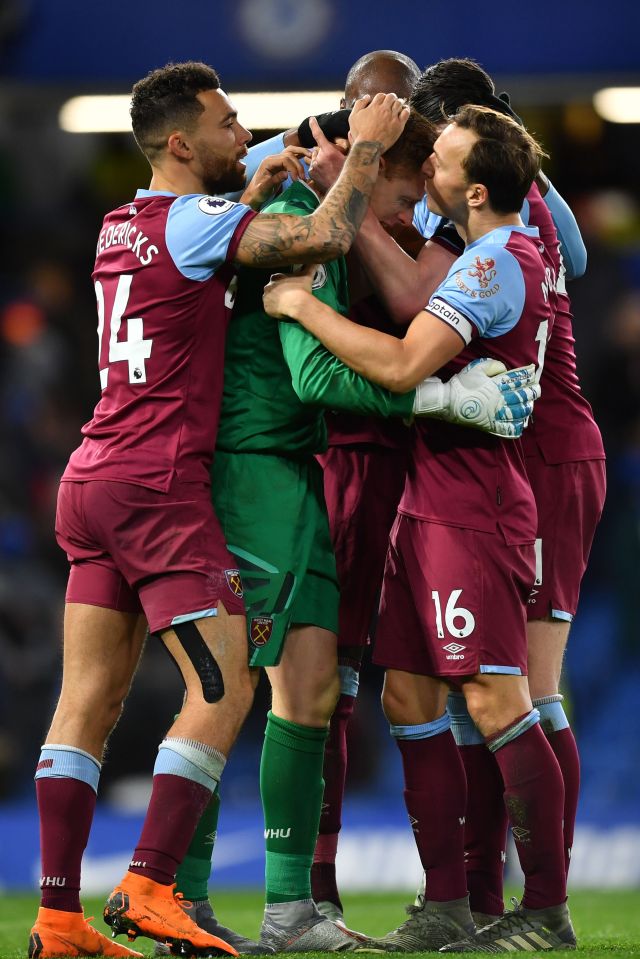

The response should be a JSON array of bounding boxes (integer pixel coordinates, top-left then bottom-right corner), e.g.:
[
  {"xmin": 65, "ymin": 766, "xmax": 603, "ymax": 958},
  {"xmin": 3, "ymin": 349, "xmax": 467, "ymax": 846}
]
[
  {"xmin": 223, "ymin": 133, "xmax": 287, "ymax": 201},
  {"xmin": 542, "ymin": 181, "xmax": 587, "ymax": 279},
  {"xmin": 426, "ymin": 243, "xmax": 525, "ymax": 342},
  {"xmin": 412, "ymin": 196, "xmax": 443, "ymax": 239},
  {"xmin": 165, "ymin": 194, "xmax": 254, "ymax": 281}
]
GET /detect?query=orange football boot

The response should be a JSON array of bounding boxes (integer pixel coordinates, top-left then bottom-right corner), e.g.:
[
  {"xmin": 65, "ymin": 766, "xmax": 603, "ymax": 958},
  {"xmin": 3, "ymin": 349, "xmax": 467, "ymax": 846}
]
[
  {"xmin": 103, "ymin": 872, "xmax": 239, "ymax": 957},
  {"xmin": 28, "ymin": 906, "xmax": 143, "ymax": 957}
]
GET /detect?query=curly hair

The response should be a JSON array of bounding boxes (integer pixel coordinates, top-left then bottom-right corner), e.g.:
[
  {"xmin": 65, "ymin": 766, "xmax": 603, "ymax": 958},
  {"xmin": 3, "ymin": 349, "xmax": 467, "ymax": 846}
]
[{"xmin": 130, "ymin": 61, "xmax": 221, "ymax": 160}]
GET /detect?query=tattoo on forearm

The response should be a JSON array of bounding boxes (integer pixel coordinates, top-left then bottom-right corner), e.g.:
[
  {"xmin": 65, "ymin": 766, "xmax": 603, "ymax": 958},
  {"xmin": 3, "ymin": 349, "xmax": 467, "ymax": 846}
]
[
  {"xmin": 348, "ymin": 140, "xmax": 385, "ymax": 166},
  {"xmin": 238, "ymin": 138, "xmax": 384, "ymax": 268}
]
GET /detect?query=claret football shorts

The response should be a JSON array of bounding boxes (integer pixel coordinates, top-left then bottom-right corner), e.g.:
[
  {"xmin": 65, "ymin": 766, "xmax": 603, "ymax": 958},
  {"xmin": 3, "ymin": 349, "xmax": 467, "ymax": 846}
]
[
  {"xmin": 373, "ymin": 513, "xmax": 536, "ymax": 679},
  {"xmin": 525, "ymin": 454, "xmax": 606, "ymax": 622},
  {"xmin": 317, "ymin": 445, "xmax": 408, "ymax": 650},
  {"xmin": 56, "ymin": 476, "xmax": 245, "ymax": 633}
]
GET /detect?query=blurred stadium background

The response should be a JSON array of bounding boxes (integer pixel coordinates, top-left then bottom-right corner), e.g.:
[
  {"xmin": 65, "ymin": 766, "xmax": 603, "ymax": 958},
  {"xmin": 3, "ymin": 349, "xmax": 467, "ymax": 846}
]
[{"xmin": 0, "ymin": 0, "xmax": 639, "ymax": 897}]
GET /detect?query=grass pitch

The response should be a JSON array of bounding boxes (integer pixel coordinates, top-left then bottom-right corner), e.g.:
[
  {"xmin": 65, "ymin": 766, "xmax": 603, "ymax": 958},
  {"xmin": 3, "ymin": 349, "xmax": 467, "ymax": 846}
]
[{"xmin": 1, "ymin": 888, "xmax": 639, "ymax": 957}]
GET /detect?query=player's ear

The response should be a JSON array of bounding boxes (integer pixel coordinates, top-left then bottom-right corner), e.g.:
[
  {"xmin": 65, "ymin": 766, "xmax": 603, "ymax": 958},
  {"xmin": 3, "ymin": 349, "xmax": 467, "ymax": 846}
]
[
  {"xmin": 467, "ymin": 182, "xmax": 488, "ymax": 209},
  {"xmin": 167, "ymin": 131, "xmax": 193, "ymax": 160}
]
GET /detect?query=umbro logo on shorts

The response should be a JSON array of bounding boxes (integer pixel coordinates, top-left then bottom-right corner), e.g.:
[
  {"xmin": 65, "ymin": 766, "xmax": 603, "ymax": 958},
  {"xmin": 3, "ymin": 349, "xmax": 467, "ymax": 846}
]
[
  {"xmin": 443, "ymin": 642, "xmax": 465, "ymax": 654},
  {"xmin": 443, "ymin": 642, "xmax": 466, "ymax": 660}
]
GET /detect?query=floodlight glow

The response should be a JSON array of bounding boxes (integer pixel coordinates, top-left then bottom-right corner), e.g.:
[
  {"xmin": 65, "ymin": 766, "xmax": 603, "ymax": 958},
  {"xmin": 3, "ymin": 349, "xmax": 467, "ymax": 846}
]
[
  {"xmin": 59, "ymin": 96, "xmax": 133, "ymax": 133},
  {"xmin": 59, "ymin": 91, "xmax": 343, "ymax": 133},
  {"xmin": 593, "ymin": 87, "xmax": 640, "ymax": 124}
]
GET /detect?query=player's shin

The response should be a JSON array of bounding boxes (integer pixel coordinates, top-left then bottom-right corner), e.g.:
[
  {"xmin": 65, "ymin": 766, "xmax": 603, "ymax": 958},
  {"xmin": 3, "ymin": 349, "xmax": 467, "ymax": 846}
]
[
  {"xmin": 104, "ymin": 740, "xmax": 239, "ymax": 955},
  {"xmin": 368, "ymin": 715, "xmax": 475, "ymax": 951},
  {"xmin": 175, "ymin": 788, "xmax": 221, "ymax": 900},
  {"xmin": 261, "ymin": 711, "xmax": 328, "ymax": 904},
  {"xmin": 533, "ymin": 694, "xmax": 580, "ymax": 876},
  {"xmin": 312, "ymin": 663, "xmax": 360, "ymax": 915},
  {"xmin": 392, "ymin": 714, "xmax": 468, "ymax": 903},
  {"xmin": 487, "ymin": 711, "xmax": 567, "ymax": 909},
  {"xmin": 129, "ymin": 738, "xmax": 226, "ymax": 885},
  {"xmin": 448, "ymin": 692, "xmax": 507, "ymax": 920},
  {"xmin": 35, "ymin": 745, "xmax": 101, "ymax": 912}
]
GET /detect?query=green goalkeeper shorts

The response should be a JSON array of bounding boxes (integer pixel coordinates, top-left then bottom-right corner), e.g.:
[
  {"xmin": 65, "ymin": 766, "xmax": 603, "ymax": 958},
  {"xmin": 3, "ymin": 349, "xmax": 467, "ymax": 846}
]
[{"xmin": 212, "ymin": 450, "xmax": 340, "ymax": 667}]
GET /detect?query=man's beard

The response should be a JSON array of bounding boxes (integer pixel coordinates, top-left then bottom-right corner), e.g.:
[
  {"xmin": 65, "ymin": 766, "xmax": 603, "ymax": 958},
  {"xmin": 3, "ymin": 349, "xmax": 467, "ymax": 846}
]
[{"xmin": 202, "ymin": 156, "xmax": 246, "ymax": 196}]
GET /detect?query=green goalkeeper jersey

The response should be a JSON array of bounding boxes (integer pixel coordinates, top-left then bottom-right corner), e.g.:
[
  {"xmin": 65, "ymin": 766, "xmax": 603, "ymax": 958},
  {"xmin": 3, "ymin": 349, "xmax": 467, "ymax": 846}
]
[{"xmin": 215, "ymin": 180, "xmax": 413, "ymax": 455}]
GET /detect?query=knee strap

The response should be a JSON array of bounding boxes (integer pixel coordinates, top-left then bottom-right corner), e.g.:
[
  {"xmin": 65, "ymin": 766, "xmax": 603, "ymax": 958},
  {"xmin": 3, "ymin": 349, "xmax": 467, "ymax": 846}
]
[{"xmin": 170, "ymin": 620, "xmax": 225, "ymax": 703}]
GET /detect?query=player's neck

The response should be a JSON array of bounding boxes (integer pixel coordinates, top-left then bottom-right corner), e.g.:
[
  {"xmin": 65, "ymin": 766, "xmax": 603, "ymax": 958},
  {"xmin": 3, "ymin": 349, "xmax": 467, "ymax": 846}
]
[
  {"xmin": 465, "ymin": 209, "xmax": 524, "ymax": 246},
  {"xmin": 149, "ymin": 165, "xmax": 203, "ymax": 197}
]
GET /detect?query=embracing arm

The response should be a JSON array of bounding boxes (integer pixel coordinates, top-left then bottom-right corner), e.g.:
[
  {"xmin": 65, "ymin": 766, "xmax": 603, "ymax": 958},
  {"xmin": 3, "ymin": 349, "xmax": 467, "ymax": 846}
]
[
  {"xmin": 353, "ymin": 211, "xmax": 458, "ymax": 323},
  {"xmin": 266, "ymin": 277, "xmax": 462, "ymax": 393},
  {"xmin": 537, "ymin": 174, "xmax": 587, "ymax": 278},
  {"xmin": 268, "ymin": 269, "xmax": 540, "ymax": 437},
  {"xmin": 279, "ymin": 319, "xmax": 414, "ymax": 417},
  {"xmin": 234, "ymin": 94, "xmax": 410, "ymax": 269},
  {"xmin": 234, "ymin": 141, "xmax": 380, "ymax": 267}
]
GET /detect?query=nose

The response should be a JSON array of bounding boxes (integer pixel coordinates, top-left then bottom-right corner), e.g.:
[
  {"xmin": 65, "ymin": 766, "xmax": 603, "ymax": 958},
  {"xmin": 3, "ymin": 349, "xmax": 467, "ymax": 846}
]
[
  {"xmin": 239, "ymin": 123, "xmax": 252, "ymax": 147},
  {"xmin": 397, "ymin": 208, "xmax": 414, "ymax": 227},
  {"xmin": 423, "ymin": 155, "xmax": 435, "ymax": 179}
]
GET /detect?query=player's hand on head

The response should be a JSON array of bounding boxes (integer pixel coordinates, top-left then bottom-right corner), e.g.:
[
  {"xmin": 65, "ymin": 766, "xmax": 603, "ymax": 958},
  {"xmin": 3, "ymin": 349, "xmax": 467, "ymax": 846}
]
[
  {"xmin": 263, "ymin": 264, "xmax": 317, "ymax": 320},
  {"xmin": 412, "ymin": 356, "xmax": 541, "ymax": 439},
  {"xmin": 297, "ymin": 109, "xmax": 351, "ymax": 149},
  {"xmin": 306, "ymin": 117, "xmax": 346, "ymax": 193},
  {"xmin": 349, "ymin": 92, "xmax": 410, "ymax": 153},
  {"xmin": 240, "ymin": 146, "xmax": 312, "ymax": 210}
]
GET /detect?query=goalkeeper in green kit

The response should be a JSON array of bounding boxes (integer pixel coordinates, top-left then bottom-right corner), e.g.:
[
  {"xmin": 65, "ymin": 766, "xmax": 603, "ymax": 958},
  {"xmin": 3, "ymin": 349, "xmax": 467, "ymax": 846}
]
[{"xmin": 160, "ymin": 111, "xmax": 541, "ymax": 955}]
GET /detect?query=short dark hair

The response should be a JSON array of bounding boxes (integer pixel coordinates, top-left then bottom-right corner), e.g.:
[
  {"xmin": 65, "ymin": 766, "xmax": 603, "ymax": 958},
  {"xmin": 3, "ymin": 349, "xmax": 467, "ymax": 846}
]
[
  {"xmin": 411, "ymin": 57, "xmax": 502, "ymax": 124},
  {"xmin": 383, "ymin": 109, "xmax": 436, "ymax": 176},
  {"xmin": 452, "ymin": 105, "xmax": 546, "ymax": 213},
  {"xmin": 130, "ymin": 61, "xmax": 221, "ymax": 160}
]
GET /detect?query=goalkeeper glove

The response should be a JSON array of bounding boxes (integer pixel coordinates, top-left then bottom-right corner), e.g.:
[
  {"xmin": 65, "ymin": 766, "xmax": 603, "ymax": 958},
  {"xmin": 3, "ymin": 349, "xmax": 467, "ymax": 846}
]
[{"xmin": 413, "ymin": 358, "xmax": 541, "ymax": 438}]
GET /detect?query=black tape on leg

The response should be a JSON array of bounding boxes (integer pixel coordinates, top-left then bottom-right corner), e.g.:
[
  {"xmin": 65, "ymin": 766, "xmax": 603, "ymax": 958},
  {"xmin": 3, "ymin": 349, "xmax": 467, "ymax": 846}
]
[{"xmin": 172, "ymin": 620, "xmax": 225, "ymax": 703}]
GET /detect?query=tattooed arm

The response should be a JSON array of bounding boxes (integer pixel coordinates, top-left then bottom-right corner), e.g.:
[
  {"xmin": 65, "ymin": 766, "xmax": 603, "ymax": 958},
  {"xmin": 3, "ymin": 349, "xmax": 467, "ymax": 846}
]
[{"xmin": 234, "ymin": 93, "xmax": 410, "ymax": 269}]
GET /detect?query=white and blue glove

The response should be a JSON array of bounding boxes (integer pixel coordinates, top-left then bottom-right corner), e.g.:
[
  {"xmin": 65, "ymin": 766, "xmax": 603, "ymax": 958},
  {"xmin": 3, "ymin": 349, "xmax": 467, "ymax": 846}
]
[{"xmin": 412, "ymin": 358, "xmax": 541, "ymax": 438}]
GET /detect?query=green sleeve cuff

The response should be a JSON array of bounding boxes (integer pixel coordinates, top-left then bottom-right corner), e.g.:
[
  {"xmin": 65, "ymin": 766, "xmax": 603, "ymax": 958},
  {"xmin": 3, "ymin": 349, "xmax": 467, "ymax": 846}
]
[{"xmin": 388, "ymin": 390, "xmax": 415, "ymax": 418}]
